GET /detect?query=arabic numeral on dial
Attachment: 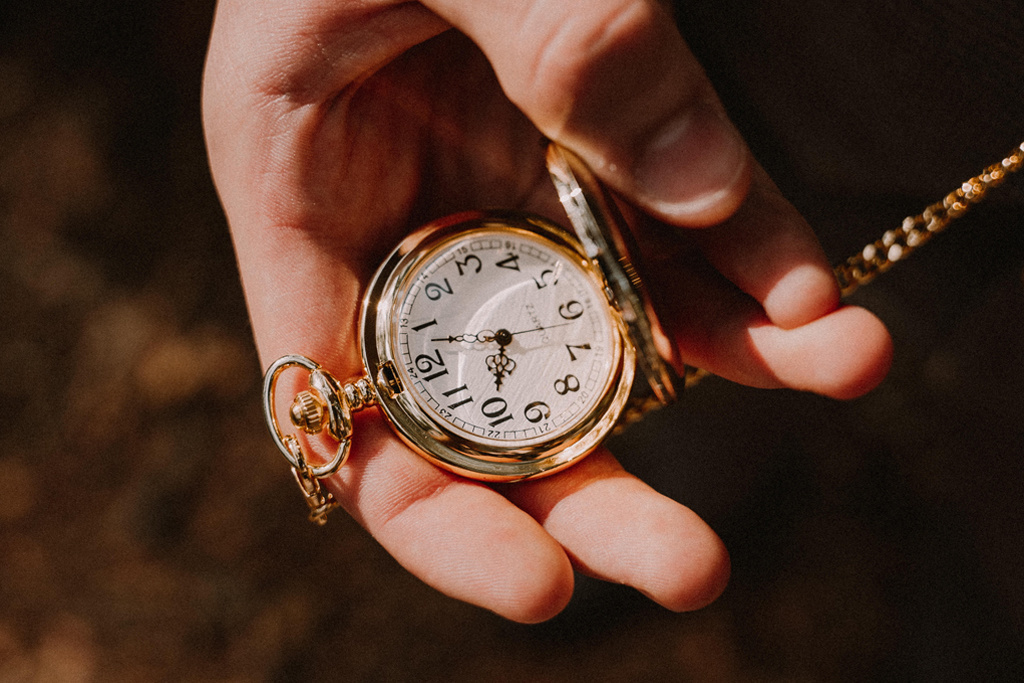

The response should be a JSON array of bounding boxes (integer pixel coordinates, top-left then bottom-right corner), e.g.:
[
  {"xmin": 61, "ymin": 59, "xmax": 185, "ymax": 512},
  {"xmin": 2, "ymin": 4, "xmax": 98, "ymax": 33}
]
[
  {"xmin": 455, "ymin": 255, "xmax": 482, "ymax": 276},
  {"xmin": 558, "ymin": 300, "xmax": 584, "ymax": 320},
  {"xmin": 442, "ymin": 384, "xmax": 474, "ymax": 410},
  {"xmin": 554, "ymin": 374, "xmax": 580, "ymax": 395},
  {"xmin": 424, "ymin": 277, "xmax": 453, "ymax": 300},
  {"xmin": 481, "ymin": 397, "xmax": 514, "ymax": 427},
  {"xmin": 565, "ymin": 343, "xmax": 591, "ymax": 361},
  {"xmin": 495, "ymin": 253, "xmax": 521, "ymax": 271},
  {"xmin": 415, "ymin": 350, "xmax": 449, "ymax": 381},
  {"xmin": 523, "ymin": 401, "xmax": 551, "ymax": 423},
  {"xmin": 532, "ymin": 268, "xmax": 558, "ymax": 290}
]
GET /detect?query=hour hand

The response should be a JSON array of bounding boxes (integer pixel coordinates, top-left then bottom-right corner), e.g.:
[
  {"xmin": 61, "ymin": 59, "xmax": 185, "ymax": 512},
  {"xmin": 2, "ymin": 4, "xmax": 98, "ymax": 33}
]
[
  {"xmin": 486, "ymin": 333, "xmax": 516, "ymax": 390},
  {"xmin": 431, "ymin": 329, "xmax": 496, "ymax": 344}
]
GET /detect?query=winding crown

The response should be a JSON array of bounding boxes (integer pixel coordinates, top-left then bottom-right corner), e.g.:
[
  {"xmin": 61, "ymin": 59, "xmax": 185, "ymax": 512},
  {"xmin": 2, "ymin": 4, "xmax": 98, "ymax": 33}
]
[{"xmin": 290, "ymin": 390, "xmax": 327, "ymax": 434}]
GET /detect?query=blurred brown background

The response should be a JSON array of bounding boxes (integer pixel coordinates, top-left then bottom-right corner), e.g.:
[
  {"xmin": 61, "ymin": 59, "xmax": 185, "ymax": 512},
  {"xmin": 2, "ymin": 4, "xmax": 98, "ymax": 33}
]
[{"xmin": 2, "ymin": 1, "xmax": 1023, "ymax": 681}]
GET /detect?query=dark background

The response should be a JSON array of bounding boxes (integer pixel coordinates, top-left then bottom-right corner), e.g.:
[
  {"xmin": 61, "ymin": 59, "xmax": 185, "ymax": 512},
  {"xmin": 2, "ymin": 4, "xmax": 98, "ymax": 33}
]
[{"xmin": 2, "ymin": 1, "xmax": 1023, "ymax": 680}]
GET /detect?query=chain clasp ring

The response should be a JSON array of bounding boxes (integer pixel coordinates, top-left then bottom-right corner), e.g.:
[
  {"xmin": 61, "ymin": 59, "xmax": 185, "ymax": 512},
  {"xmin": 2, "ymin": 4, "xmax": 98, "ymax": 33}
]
[
  {"xmin": 263, "ymin": 354, "xmax": 352, "ymax": 477},
  {"xmin": 263, "ymin": 355, "xmax": 376, "ymax": 524}
]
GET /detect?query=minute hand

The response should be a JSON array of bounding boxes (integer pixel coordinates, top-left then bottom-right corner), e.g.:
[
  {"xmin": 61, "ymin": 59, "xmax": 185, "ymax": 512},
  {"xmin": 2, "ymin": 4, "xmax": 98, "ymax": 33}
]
[{"xmin": 506, "ymin": 321, "xmax": 577, "ymax": 336}]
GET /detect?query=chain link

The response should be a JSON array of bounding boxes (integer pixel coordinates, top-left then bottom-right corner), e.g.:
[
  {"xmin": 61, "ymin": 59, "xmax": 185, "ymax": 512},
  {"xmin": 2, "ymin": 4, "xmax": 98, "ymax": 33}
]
[
  {"xmin": 283, "ymin": 435, "xmax": 339, "ymax": 525},
  {"xmin": 835, "ymin": 141, "xmax": 1024, "ymax": 296}
]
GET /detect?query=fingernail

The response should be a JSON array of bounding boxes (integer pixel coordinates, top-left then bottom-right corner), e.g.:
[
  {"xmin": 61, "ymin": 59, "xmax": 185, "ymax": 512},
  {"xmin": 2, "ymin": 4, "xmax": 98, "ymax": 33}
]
[{"xmin": 633, "ymin": 104, "xmax": 748, "ymax": 221}]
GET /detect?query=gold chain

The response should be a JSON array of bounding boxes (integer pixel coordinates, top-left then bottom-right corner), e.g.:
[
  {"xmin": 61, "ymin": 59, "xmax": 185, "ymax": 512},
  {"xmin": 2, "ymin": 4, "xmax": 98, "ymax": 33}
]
[
  {"xmin": 835, "ymin": 141, "xmax": 1024, "ymax": 296},
  {"xmin": 283, "ymin": 435, "xmax": 339, "ymax": 525}
]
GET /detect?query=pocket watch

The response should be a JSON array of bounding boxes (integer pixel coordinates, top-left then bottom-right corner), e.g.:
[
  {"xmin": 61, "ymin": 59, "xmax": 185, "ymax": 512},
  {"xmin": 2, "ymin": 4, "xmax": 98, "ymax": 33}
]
[{"xmin": 263, "ymin": 143, "xmax": 680, "ymax": 522}]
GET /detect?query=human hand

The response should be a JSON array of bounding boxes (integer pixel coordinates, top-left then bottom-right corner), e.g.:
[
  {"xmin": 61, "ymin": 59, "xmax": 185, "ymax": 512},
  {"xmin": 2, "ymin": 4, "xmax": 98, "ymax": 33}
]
[{"xmin": 202, "ymin": 0, "xmax": 892, "ymax": 622}]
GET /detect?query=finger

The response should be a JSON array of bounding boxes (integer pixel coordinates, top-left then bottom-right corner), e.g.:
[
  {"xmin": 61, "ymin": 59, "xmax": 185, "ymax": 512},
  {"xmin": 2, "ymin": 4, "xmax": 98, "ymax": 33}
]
[
  {"xmin": 415, "ymin": 0, "xmax": 889, "ymax": 391},
  {"xmin": 502, "ymin": 449, "xmax": 730, "ymax": 612},
  {"xmin": 690, "ymin": 166, "xmax": 842, "ymax": 330},
  {"xmin": 326, "ymin": 413, "xmax": 574, "ymax": 624},
  {"xmin": 645, "ymin": 246, "xmax": 893, "ymax": 399},
  {"xmin": 204, "ymin": 0, "xmax": 448, "ymax": 368},
  {"xmin": 744, "ymin": 305, "xmax": 894, "ymax": 399},
  {"xmin": 423, "ymin": 0, "xmax": 751, "ymax": 226}
]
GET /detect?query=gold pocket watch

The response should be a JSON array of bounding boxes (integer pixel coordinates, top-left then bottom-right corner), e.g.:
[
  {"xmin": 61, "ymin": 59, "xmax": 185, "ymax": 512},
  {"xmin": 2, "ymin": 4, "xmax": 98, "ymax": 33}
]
[{"xmin": 263, "ymin": 144, "xmax": 680, "ymax": 521}]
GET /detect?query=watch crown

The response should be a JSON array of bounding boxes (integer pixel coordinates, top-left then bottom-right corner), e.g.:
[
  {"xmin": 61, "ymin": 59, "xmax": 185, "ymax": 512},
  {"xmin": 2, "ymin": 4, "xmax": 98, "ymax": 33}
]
[{"xmin": 290, "ymin": 390, "xmax": 327, "ymax": 434}]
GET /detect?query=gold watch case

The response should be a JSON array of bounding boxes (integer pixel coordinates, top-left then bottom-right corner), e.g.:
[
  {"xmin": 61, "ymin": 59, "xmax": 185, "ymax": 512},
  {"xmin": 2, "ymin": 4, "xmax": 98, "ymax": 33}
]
[{"xmin": 361, "ymin": 210, "xmax": 635, "ymax": 481}]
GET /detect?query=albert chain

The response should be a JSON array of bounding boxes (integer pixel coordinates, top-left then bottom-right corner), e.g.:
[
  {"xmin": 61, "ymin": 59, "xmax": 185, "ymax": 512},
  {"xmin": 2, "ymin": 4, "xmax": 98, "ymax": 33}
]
[{"xmin": 263, "ymin": 141, "xmax": 1024, "ymax": 524}]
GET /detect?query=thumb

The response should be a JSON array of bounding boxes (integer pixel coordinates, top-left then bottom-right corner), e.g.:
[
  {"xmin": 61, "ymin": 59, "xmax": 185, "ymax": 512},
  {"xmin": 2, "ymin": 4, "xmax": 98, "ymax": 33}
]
[{"xmin": 423, "ymin": 0, "xmax": 751, "ymax": 226}]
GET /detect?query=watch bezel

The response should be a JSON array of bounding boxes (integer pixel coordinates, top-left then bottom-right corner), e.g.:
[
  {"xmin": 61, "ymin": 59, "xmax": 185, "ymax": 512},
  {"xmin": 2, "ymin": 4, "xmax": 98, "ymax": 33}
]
[{"xmin": 360, "ymin": 210, "xmax": 635, "ymax": 482}]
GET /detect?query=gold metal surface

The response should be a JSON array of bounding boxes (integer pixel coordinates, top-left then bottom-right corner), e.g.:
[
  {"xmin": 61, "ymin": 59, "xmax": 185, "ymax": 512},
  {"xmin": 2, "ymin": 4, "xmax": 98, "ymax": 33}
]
[
  {"xmin": 263, "ymin": 355, "xmax": 351, "ymax": 479},
  {"xmin": 547, "ymin": 143, "xmax": 680, "ymax": 407},
  {"xmin": 263, "ymin": 355, "xmax": 377, "ymax": 524},
  {"xmin": 284, "ymin": 435, "xmax": 338, "ymax": 526},
  {"xmin": 376, "ymin": 361, "xmax": 403, "ymax": 399}
]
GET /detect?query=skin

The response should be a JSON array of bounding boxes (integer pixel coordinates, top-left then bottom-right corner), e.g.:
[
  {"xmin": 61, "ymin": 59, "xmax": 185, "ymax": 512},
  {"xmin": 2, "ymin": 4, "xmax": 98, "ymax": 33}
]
[{"xmin": 203, "ymin": 0, "xmax": 893, "ymax": 623}]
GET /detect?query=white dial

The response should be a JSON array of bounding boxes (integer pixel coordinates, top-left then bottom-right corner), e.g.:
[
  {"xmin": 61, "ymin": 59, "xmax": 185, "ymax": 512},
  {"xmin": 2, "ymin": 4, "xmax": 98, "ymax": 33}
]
[{"xmin": 391, "ymin": 226, "xmax": 619, "ymax": 450}]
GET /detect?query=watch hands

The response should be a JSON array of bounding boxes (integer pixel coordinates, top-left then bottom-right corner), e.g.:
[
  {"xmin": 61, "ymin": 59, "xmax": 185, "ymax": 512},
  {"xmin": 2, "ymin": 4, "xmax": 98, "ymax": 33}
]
[
  {"xmin": 484, "ymin": 329, "xmax": 516, "ymax": 390},
  {"xmin": 505, "ymin": 320, "xmax": 577, "ymax": 337},
  {"xmin": 431, "ymin": 330, "xmax": 496, "ymax": 344},
  {"xmin": 429, "ymin": 322, "xmax": 577, "ymax": 391},
  {"xmin": 430, "ymin": 320, "xmax": 576, "ymax": 344}
]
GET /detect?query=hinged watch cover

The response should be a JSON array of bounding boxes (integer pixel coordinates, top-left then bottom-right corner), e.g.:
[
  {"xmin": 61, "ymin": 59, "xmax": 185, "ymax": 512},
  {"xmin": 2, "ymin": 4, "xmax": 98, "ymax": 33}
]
[{"xmin": 546, "ymin": 143, "xmax": 681, "ymax": 406}]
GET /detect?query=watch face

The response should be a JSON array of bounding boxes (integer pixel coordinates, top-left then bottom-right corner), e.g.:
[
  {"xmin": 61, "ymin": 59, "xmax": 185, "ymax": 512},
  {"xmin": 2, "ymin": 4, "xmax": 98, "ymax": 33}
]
[
  {"xmin": 396, "ymin": 223, "xmax": 619, "ymax": 447},
  {"xmin": 362, "ymin": 212, "xmax": 633, "ymax": 479}
]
